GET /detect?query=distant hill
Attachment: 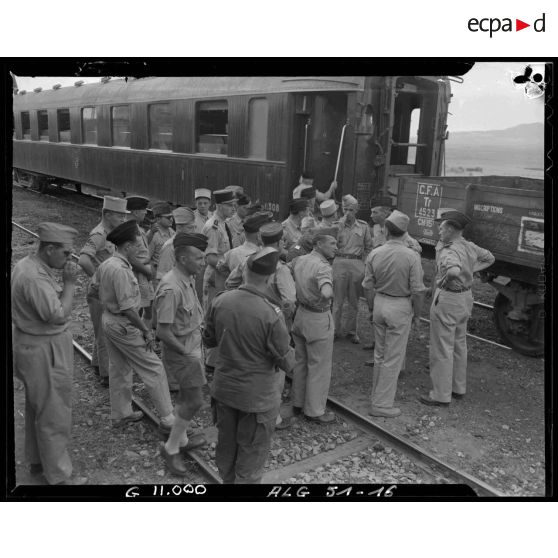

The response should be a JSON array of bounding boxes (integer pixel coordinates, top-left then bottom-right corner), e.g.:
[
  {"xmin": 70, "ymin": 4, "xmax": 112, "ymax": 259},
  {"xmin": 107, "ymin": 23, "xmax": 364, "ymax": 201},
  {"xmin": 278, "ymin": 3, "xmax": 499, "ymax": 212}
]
[{"xmin": 447, "ymin": 123, "xmax": 544, "ymax": 148}]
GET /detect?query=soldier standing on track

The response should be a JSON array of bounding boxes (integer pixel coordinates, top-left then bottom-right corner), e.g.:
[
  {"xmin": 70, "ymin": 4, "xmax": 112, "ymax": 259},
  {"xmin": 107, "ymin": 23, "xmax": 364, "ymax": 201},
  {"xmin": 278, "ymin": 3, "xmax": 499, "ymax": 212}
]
[
  {"xmin": 12, "ymin": 222, "xmax": 86, "ymax": 485},
  {"xmin": 203, "ymin": 249, "xmax": 295, "ymax": 483},
  {"xmin": 282, "ymin": 198, "xmax": 309, "ymax": 253},
  {"xmin": 362, "ymin": 210, "xmax": 426, "ymax": 418},
  {"xmin": 290, "ymin": 232, "xmax": 338, "ymax": 424},
  {"xmin": 155, "ymin": 233, "xmax": 209, "ymax": 476},
  {"xmin": 193, "ymin": 188, "xmax": 213, "ymax": 234},
  {"xmin": 333, "ymin": 194, "xmax": 373, "ymax": 344},
  {"xmin": 420, "ymin": 211, "xmax": 495, "ymax": 407},
  {"xmin": 78, "ymin": 196, "xmax": 129, "ymax": 387},
  {"xmin": 94, "ymin": 220, "xmax": 175, "ymax": 431}
]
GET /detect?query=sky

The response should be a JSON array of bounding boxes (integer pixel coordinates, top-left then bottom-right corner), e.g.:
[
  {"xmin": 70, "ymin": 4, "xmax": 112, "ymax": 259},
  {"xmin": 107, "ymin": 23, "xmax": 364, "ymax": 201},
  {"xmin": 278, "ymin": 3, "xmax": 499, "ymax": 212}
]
[{"xmin": 13, "ymin": 62, "xmax": 546, "ymax": 132}]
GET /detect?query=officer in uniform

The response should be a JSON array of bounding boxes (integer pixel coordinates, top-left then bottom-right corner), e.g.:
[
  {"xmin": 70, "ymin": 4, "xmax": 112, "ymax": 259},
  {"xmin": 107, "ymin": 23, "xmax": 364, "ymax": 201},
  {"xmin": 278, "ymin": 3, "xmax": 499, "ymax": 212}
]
[
  {"xmin": 333, "ymin": 194, "xmax": 374, "ymax": 344},
  {"xmin": 318, "ymin": 199, "xmax": 340, "ymax": 228},
  {"xmin": 226, "ymin": 191, "xmax": 251, "ymax": 248},
  {"xmin": 156, "ymin": 233, "xmax": 209, "ymax": 476},
  {"xmin": 362, "ymin": 210, "xmax": 426, "ymax": 417},
  {"xmin": 94, "ymin": 220, "xmax": 175, "ymax": 431},
  {"xmin": 282, "ymin": 198, "xmax": 309, "ymax": 253},
  {"xmin": 78, "ymin": 196, "xmax": 129, "ymax": 386},
  {"xmin": 290, "ymin": 232, "xmax": 338, "ymax": 423},
  {"xmin": 156, "ymin": 207, "xmax": 198, "ymax": 285},
  {"xmin": 203, "ymin": 249, "xmax": 295, "ymax": 483},
  {"xmin": 12, "ymin": 222, "xmax": 86, "ymax": 485},
  {"xmin": 193, "ymin": 188, "xmax": 213, "ymax": 234},
  {"xmin": 420, "ymin": 210, "xmax": 495, "ymax": 407}
]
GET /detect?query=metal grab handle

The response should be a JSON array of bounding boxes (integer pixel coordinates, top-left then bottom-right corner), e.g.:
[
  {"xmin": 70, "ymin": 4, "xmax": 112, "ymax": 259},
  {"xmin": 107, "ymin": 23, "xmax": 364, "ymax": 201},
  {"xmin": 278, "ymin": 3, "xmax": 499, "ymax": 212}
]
[{"xmin": 334, "ymin": 121, "xmax": 348, "ymax": 182}]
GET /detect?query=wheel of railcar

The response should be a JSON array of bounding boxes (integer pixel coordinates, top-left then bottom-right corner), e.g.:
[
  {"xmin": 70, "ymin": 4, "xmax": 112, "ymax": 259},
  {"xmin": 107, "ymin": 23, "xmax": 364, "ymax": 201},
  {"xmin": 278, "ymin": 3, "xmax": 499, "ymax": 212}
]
[{"xmin": 493, "ymin": 293, "xmax": 544, "ymax": 357}]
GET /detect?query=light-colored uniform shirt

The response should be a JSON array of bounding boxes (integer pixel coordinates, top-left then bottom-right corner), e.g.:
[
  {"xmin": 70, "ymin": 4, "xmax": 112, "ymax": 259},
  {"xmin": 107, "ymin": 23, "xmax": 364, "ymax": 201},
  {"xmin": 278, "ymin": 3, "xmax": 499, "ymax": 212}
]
[
  {"xmin": 217, "ymin": 240, "xmax": 260, "ymax": 275},
  {"xmin": 282, "ymin": 216, "xmax": 303, "ymax": 251},
  {"xmin": 11, "ymin": 254, "xmax": 68, "ymax": 335},
  {"xmin": 337, "ymin": 217, "xmax": 374, "ymax": 258},
  {"xmin": 202, "ymin": 214, "xmax": 232, "ymax": 261},
  {"xmin": 194, "ymin": 209, "xmax": 212, "ymax": 234},
  {"xmin": 149, "ymin": 227, "xmax": 175, "ymax": 267},
  {"xmin": 95, "ymin": 252, "xmax": 141, "ymax": 313},
  {"xmin": 434, "ymin": 237, "xmax": 495, "ymax": 291},
  {"xmin": 130, "ymin": 224, "xmax": 153, "ymax": 302},
  {"xmin": 155, "ymin": 267, "xmax": 203, "ymax": 357},
  {"xmin": 156, "ymin": 237, "xmax": 175, "ymax": 280},
  {"xmin": 362, "ymin": 239, "xmax": 425, "ymax": 296},
  {"xmin": 317, "ymin": 217, "xmax": 339, "ymax": 229},
  {"xmin": 371, "ymin": 223, "xmax": 422, "ymax": 253},
  {"xmin": 226, "ymin": 213, "xmax": 245, "ymax": 248},
  {"xmin": 291, "ymin": 249, "xmax": 333, "ymax": 311},
  {"xmin": 80, "ymin": 221, "xmax": 115, "ymax": 269}
]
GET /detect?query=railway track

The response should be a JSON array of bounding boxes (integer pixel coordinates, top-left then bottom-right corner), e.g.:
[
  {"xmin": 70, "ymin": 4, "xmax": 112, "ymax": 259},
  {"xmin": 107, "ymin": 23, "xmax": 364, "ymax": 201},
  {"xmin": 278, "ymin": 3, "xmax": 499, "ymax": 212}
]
[{"xmin": 11, "ymin": 218, "xmax": 507, "ymax": 495}]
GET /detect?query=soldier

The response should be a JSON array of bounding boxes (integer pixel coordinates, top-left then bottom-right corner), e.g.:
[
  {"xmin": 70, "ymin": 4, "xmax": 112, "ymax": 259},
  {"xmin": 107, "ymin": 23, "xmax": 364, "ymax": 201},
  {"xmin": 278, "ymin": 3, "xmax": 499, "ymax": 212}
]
[
  {"xmin": 292, "ymin": 171, "xmax": 337, "ymax": 203},
  {"xmin": 203, "ymin": 249, "xmax": 295, "ymax": 483},
  {"xmin": 226, "ymin": 192, "xmax": 251, "ymax": 248},
  {"xmin": 362, "ymin": 210, "xmax": 426, "ymax": 417},
  {"xmin": 12, "ymin": 222, "xmax": 86, "ymax": 485},
  {"xmin": 201, "ymin": 189, "xmax": 235, "ymax": 310},
  {"xmin": 420, "ymin": 211, "xmax": 495, "ymax": 407},
  {"xmin": 318, "ymin": 199, "xmax": 340, "ymax": 228},
  {"xmin": 290, "ymin": 232, "xmax": 338, "ymax": 423},
  {"xmin": 94, "ymin": 220, "xmax": 175, "ymax": 432},
  {"xmin": 78, "ymin": 196, "xmax": 129, "ymax": 386},
  {"xmin": 282, "ymin": 198, "xmax": 309, "ymax": 253},
  {"xmin": 299, "ymin": 186, "xmax": 319, "ymax": 220},
  {"xmin": 193, "ymin": 188, "xmax": 213, "ymax": 234},
  {"xmin": 156, "ymin": 233, "xmax": 209, "ymax": 475},
  {"xmin": 286, "ymin": 216, "xmax": 316, "ymax": 263},
  {"xmin": 149, "ymin": 202, "xmax": 175, "ymax": 281},
  {"xmin": 157, "ymin": 207, "xmax": 198, "ymax": 285},
  {"xmin": 333, "ymin": 194, "xmax": 374, "ymax": 344}
]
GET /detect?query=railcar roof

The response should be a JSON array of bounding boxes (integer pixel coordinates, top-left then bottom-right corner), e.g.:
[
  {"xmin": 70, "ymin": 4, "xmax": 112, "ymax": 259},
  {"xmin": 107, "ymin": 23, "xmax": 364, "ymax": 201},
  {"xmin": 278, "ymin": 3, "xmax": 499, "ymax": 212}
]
[{"xmin": 13, "ymin": 76, "xmax": 367, "ymax": 109}]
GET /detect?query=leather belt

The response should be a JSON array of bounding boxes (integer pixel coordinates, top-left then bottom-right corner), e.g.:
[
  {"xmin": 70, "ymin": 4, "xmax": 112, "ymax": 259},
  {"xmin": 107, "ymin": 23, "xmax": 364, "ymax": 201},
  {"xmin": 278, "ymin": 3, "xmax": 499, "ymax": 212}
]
[
  {"xmin": 298, "ymin": 302, "xmax": 331, "ymax": 313},
  {"xmin": 335, "ymin": 254, "xmax": 362, "ymax": 260},
  {"xmin": 378, "ymin": 292, "xmax": 410, "ymax": 298},
  {"xmin": 441, "ymin": 286, "xmax": 471, "ymax": 293}
]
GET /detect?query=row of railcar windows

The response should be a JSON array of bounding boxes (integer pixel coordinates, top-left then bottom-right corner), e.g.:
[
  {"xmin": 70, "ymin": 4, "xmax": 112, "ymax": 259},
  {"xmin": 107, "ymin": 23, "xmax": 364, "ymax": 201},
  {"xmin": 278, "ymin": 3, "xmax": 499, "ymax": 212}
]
[{"xmin": 17, "ymin": 98, "xmax": 269, "ymax": 159}]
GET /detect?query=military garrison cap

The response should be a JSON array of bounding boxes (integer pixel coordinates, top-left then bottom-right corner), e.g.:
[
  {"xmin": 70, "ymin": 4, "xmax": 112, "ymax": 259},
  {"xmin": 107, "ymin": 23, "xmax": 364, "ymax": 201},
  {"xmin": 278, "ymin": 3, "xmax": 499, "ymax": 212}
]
[
  {"xmin": 435, "ymin": 210, "xmax": 471, "ymax": 230},
  {"xmin": 224, "ymin": 185, "xmax": 244, "ymax": 196},
  {"xmin": 173, "ymin": 232, "xmax": 208, "ymax": 252},
  {"xmin": 214, "ymin": 189, "xmax": 235, "ymax": 204},
  {"xmin": 320, "ymin": 199, "xmax": 338, "ymax": 217},
  {"xmin": 152, "ymin": 202, "xmax": 173, "ymax": 217},
  {"xmin": 342, "ymin": 194, "xmax": 358, "ymax": 208},
  {"xmin": 289, "ymin": 198, "xmax": 308, "ymax": 214},
  {"xmin": 236, "ymin": 193, "xmax": 251, "ymax": 206},
  {"xmin": 300, "ymin": 186, "xmax": 317, "ymax": 199},
  {"xmin": 386, "ymin": 209, "xmax": 410, "ymax": 233},
  {"xmin": 243, "ymin": 211, "xmax": 274, "ymax": 233},
  {"xmin": 126, "ymin": 196, "xmax": 150, "ymax": 210},
  {"xmin": 103, "ymin": 196, "xmax": 130, "ymax": 214},
  {"xmin": 194, "ymin": 188, "xmax": 212, "ymax": 200},
  {"xmin": 247, "ymin": 247, "xmax": 280, "ymax": 276},
  {"xmin": 106, "ymin": 220, "xmax": 139, "ymax": 246},
  {"xmin": 37, "ymin": 222, "xmax": 78, "ymax": 247},
  {"xmin": 260, "ymin": 222, "xmax": 284, "ymax": 245},
  {"xmin": 172, "ymin": 206, "xmax": 195, "ymax": 224}
]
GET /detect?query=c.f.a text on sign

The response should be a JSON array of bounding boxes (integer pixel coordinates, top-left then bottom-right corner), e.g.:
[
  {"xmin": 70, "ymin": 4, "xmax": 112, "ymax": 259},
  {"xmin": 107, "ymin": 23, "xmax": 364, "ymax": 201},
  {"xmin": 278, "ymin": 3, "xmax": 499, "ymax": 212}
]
[{"xmin": 414, "ymin": 182, "xmax": 444, "ymax": 222}]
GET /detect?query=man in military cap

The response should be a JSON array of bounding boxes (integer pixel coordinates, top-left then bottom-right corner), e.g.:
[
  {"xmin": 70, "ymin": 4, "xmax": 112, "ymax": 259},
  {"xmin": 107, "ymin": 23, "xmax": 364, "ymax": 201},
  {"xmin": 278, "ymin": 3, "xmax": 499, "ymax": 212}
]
[
  {"xmin": 362, "ymin": 210, "xmax": 426, "ymax": 417},
  {"xmin": 318, "ymin": 199, "xmax": 340, "ymax": 228},
  {"xmin": 149, "ymin": 202, "xmax": 175, "ymax": 279},
  {"xmin": 193, "ymin": 188, "xmax": 213, "ymax": 234},
  {"xmin": 226, "ymin": 192, "xmax": 251, "ymax": 248},
  {"xmin": 12, "ymin": 222, "xmax": 86, "ymax": 484},
  {"xmin": 282, "ymin": 198, "xmax": 309, "ymax": 253},
  {"xmin": 155, "ymin": 233, "xmax": 209, "ymax": 475},
  {"xmin": 333, "ymin": 194, "xmax": 374, "ymax": 344},
  {"xmin": 201, "ymin": 189, "xmax": 235, "ymax": 310},
  {"xmin": 204, "ymin": 248, "xmax": 295, "ymax": 483},
  {"xmin": 292, "ymin": 171, "xmax": 337, "ymax": 204},
  {"xmin": 290, "ymin": 232, "xmax": 338, "ymax": 424},
  {"xmin": 420, "ymin": 210, "xmax": 495, "ymax": 407},
  {"xmin": 94, "ymin": 220, "xmax": 175, "ymax": 431},
  {"xmin": 78, "ymin": 195, "xmax": 129, "ymax": 386}
]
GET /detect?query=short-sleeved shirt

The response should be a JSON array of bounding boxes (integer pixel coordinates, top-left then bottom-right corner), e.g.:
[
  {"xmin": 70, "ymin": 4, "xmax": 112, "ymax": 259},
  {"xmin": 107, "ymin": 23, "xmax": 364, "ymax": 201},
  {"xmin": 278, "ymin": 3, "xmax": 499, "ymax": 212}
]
[
  {"xmin": 371, "ymin": 223, "xmax": 422, "ymax": 253},
  {"xmin": 282, "ymin": 216, "xmax": 303, "ymax": 251},
  {"xmin": 217, "ymin": 240, "xmax": 260, "ymax": 275},
  {"xmin": 202, "ymin": 214, "xmax": 232, "ymax": 262},
  {"xmin": 96, "ymin": 252, "xmax": 141, "ymax": 313},
  {"xmin": 337, "ymin": 217, "xmax": 373, "ymax": 258},
  {"xmin": 226, "ymin": 213, "xmax": 245, "ymax": 248},
  {"xmin": 434, "ymin": 237, "xmax": 495, "ymax": 291},
  {"xmin": 362, "ymin": 239, "xmax": 425, "ymax": 296},
  {"xmin": 80, "ymin": 221, "xmax": 115, "ymax": 268},
  {"xmin": 291, "ymin": 249, "xmax": 333, "ymax": 310},
  {"xmin": 11, "ymin": 254, "xmax": 68, "ymax": 335},
  {"xmin": 149, "ymin": 227, "xmax": 175, "ymax": 267},
  {"xmin": 131, "ymin": 224, "xmax": 154, "ymax": 303},
  {"xmin": 155, "ymin": 267, "xmax": 203, "ymax": 356},
  {"xmin": 194, "ymin": 209, "xmax": 212, "ymax": 234},
  {"xmin": 156, "ymin": 237, "xmax": 175, "ymax": 280}
]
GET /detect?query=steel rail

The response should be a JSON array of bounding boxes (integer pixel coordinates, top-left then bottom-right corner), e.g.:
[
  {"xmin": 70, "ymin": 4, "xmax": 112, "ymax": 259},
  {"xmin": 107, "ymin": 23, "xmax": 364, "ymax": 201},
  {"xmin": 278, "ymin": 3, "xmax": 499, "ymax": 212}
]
[{"xmin": 11, "ymin": 219, "xmax": 222, "ymax": 483}]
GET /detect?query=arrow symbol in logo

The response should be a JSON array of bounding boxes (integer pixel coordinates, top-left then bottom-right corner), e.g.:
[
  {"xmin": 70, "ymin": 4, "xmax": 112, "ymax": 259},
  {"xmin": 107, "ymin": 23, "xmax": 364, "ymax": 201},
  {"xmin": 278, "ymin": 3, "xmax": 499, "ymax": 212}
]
[{"xmin": 516, "ymin": 19, "xmax": 530, "ymax": 31}]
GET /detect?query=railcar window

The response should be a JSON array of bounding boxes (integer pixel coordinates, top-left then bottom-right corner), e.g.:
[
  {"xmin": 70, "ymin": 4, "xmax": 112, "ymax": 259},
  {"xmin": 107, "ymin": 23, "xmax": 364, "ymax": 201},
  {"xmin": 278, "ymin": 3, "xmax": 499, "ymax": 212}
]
[
  {"xmin": 197, "ymin": 100, "xmax": 228, "ymax": 156},
  {"xmin": 82, "ymin": 107, "xmax": 97, "ymax": 145},
  {"xmin": 57, "ymin": 109, "xmax": 71, "ymax": 142},
  {"xmin": 149, "ymin": 103, "xmax": 172, "ymax": 151},
  {"xmin": 21, "ymin": 112, "xmax": 31, "ymax": 139},
  {"xmin": 111, "ymin": 105, "xmax": 131, "ymax": 148},
  {"xmin": 38, "ymin": 110, "xmax": 49, "ymax": 141},
  {"xmin": 247, "ymin": 98, "xmax": 268, "ymax": 159},
  {"xmin": 407, "ymin": 107, "xmax": 421, "ymax": 165}
]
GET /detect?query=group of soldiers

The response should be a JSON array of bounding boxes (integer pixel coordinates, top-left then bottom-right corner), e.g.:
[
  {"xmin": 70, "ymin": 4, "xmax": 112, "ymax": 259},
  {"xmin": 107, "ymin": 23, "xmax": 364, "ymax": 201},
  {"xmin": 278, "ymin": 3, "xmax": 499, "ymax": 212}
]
[{"xmin": 11, "ymin": 172, "xmax": 495, "ymax": 485}]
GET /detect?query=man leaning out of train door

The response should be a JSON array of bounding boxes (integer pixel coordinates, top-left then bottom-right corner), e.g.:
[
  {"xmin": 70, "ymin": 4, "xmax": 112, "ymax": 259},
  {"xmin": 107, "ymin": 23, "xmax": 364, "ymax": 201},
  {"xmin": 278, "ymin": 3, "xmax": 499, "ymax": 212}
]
[
  {"xmin": 292, "ymin": 171, "xmax": 337, "ymax": 204},
  {"xmin": 78, "ymin": 196, "xmax": 129, "ymax": 386},
  {"xmin": 420, "ymin": 210, "xmax": 495, "ymax": 407},
  {"xmin": 362, "ymin": 210, "xmax": 425, "ymax": 418},
  {"xmin": 156, "ymin": 233, "xmax": 209, "ymax": 476}
]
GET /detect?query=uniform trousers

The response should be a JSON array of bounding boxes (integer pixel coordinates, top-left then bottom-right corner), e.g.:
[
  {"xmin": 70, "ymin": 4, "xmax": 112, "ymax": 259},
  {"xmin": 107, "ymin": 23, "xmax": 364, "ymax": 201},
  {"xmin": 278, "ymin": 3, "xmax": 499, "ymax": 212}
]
[
  {"xmin": 102, "ymin": 313, "xmax": 173, "ymax": 420},
  {"xmin": 429, "ymin": 289, "xmax": 474, "ymax": 403},
  {"xmin": 212, "ymin": 399, "xmax": 277, "ymax": 484},
  {"xmin": 371, "ymin": 294, "xmax": 412, "ymax": 409},
  {"xmin": 291, "ymin": 307, "xmax": 334, "ymax": 417},
  {"xmin": 203, "ymin": 266, "xmax": 227, "ymax": 368},
  {"xmin": 13, "ymin": 328, "xmax": 74, "ymax": 484},
  {"xmin": 195, "ymin": 265, "xmax": 206, "ymax": 309},
  {"xmin": 87, "ymin": 296, "xmax": 110, "ymax": 379},
  {"xmin": 332, "ymin": 258, "xmax": 364, "ymax": 336}
]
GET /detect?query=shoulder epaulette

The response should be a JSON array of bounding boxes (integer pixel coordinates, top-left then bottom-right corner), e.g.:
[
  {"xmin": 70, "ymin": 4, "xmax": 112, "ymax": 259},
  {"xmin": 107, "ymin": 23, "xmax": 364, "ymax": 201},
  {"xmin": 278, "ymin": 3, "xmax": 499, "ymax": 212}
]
[{"xmin": 262, "ymin": 297, "xmax": 281, "ymax": 314}]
